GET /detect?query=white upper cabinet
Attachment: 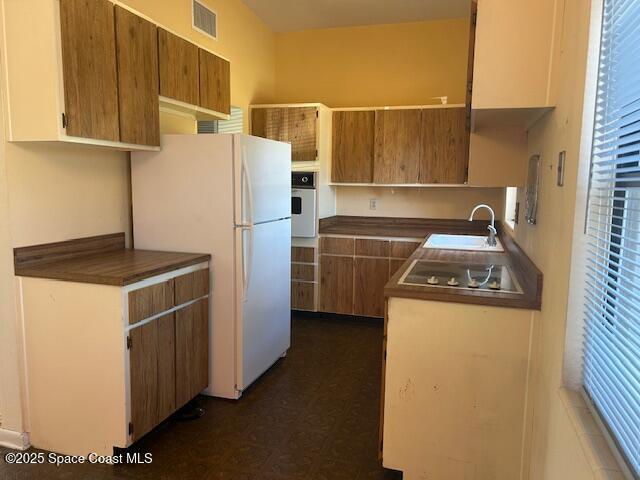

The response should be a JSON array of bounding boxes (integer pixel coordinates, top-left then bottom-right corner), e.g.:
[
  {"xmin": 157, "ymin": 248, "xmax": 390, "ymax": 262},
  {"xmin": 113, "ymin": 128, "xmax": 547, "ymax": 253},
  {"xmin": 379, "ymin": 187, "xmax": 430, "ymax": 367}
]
[{"xmin": 471, "ymin": 0, "xmax": 559, "ymax": 111}]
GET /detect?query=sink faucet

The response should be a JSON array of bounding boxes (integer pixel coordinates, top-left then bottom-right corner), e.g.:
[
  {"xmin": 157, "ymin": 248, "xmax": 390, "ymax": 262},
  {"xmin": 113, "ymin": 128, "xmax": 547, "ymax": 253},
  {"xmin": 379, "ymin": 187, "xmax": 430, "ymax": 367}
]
[{"xmin": 469, "ymin": 204, "xmax": 497, "ymax": 246}]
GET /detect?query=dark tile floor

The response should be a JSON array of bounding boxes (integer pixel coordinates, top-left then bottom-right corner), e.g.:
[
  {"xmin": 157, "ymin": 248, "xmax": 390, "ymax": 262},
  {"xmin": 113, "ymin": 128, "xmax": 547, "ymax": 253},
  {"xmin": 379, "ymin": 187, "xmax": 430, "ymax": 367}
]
[{"xmin": 1, "ymin": 315, "xmax": 402, "ymax": 480}]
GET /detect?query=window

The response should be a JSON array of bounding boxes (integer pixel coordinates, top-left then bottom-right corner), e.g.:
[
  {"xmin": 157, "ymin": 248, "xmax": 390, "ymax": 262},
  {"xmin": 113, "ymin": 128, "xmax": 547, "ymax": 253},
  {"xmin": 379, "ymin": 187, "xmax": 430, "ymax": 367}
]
[
  {"xmin": 583, "ymin": 0, "xmax": 640, "ymax": 476},
  {"xmin": 197, "ymin": 106, "xmax": 243, "ymax": 135},
  {"xmin": 505, "ymin": 187, "xmax": 518, "ymax": 229}
]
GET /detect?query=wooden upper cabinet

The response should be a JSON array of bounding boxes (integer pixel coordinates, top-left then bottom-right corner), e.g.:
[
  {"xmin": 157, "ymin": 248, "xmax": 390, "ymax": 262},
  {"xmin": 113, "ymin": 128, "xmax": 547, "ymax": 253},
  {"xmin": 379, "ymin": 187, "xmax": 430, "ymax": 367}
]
[
  {"xmin": 420, "ymin": 108, "xmax": 469, "ymax": 184},
  {"xmin": 251, "ymin": 107, "xmax": 317, "ymax": 161},
  {"xmin": 59, "ymin": 0, "xmax": 119, "ymax": 142},
  {"xmin": 373, "ymin": 109, "xmax": 422, "ymax": 184},
  {"xmin": 158, "ymin": 29, "xmax": 199, "ymax": 105},
  {"xmin": 332, "ymin": 110, "xmax": 375, "ymax": 183},
  {"xmin": 115, "ymin": 6, "xmax": 159, "ymax": 146},
  {"xmin": 199, "ymin": 50, "xmax": 231, "ymax": 115}
]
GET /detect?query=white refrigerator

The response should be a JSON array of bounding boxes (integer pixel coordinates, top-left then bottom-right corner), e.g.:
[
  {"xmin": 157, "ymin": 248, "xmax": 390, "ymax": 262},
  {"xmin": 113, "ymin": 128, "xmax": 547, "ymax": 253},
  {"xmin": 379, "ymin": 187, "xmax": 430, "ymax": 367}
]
[{"xmin": 131, "ymin": 134, "xmax": 291, "ymax": 399}]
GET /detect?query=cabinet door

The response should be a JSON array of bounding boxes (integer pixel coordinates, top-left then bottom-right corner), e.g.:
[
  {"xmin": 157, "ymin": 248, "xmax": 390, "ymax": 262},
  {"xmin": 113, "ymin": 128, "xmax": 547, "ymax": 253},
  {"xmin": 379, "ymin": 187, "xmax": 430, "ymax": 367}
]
[
  {"xmin": 319, "ymin": 255, "xmax": 353, "ymax": 314},
  {"xmin": 115, "ymin": 6, "xmax": 159, "ymax": 146},
  {"xmin": 175, "ymin": 298, "xmax": 209, "ymax": 407},
  {"xmin": 59, "ymin": 0, "xmax": 119, "ymax": 141},
  {"xmin": 332, "ymin": 111, "xmax": 375, "ymax": 183},
  {"xmin": 199, "ymin": 50, "xmax": 231, "ymax": 114},
  {"xmin": 158, "ymin": 29, "xmax": 199, "ymax": 105},
  {"xmin": 354, "ymin": 257, "xmax": 389, "ymax": 317},
  {"xmin": 373, "ymin": 109, "xmax": 422, "ymax": 184},
  {"xmin": 420, "ymin": 108, "xmax": 469, "ymax": 184},
  {"xmin": 129, "ymin": 313, "xmax": 175, "ymax": 441},
  {"xmin": 251, "ymin": 107, "xmax": 317, "ymax": 161}
]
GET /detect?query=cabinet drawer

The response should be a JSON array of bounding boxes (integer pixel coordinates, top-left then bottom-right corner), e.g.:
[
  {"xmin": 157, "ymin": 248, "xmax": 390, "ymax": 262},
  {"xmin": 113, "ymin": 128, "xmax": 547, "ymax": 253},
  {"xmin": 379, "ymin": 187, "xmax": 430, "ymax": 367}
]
[
  {"xmin": 292, "ymin": 282, "xmax": 315, "ymax": 311},
  {"xmin": 128, "ymin": 280, "xmax": 175, "ymax": 325},
  {"xmin": 320, "ymin": 237, "xmax": 354, "ymax": 255},
  {"xmin": 292, "ymin": 263, "xmax": 315, "ymax": 282},
  {"xmin": 355, "ymin": 239, "xmax": 389, "ymax": 257},
  {"xmin": 175, "ymin": 269, "xmax": 209, "ymax": 305},
  {"xmin": 292, "ymin": 246, "xmax": 315, "ymax": 263},
  {"xmin": 390, "ymin": 241, "xmax": 422, "ymax": 259}
]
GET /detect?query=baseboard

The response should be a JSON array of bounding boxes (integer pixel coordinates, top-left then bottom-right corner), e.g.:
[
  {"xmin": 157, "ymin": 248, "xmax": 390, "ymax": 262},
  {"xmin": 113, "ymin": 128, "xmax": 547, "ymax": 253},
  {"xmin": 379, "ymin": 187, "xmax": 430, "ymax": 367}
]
[{"xmin": 0, "ymin": 428, "xmax": 29, "ymax": 450}]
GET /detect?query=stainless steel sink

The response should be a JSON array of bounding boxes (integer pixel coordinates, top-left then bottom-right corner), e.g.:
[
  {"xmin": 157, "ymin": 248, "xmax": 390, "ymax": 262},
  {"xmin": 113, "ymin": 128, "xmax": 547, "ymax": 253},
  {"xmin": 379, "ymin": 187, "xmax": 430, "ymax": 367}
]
[{"xmin": 423, "ymin": 234, "xmax": 504, "ymax": 252}]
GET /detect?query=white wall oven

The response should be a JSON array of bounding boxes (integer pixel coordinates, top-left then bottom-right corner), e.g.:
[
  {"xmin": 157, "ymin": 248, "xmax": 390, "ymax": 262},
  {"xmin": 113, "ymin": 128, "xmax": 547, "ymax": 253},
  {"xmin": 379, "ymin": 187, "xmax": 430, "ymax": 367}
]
[{"xmin": 291, "ymin": 172, "xmax": 316, "ymax": 238}]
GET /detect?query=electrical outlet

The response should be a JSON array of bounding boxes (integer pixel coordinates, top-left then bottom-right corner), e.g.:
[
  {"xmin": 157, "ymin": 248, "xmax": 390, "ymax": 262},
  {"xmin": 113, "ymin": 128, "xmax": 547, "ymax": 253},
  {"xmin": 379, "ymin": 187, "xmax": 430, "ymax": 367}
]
[{"xmin": 369, "ymin": 199, "xmax": 378, "ymax": 210}]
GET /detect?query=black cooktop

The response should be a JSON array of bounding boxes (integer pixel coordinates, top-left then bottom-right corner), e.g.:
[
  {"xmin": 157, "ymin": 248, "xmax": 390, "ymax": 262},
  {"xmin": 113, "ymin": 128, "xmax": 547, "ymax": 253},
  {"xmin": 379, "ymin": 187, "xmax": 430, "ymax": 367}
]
[{"xmin": 399, "ymin": 260, "xmax": 522, "ymax": 294}]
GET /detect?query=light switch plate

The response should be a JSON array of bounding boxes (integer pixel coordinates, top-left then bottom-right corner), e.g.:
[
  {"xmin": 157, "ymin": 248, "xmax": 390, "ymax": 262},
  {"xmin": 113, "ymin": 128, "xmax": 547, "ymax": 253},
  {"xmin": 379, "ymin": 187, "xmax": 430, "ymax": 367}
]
[{"xmin": 557, "ymin": 151, "xmax": 566, "ymax": 186}]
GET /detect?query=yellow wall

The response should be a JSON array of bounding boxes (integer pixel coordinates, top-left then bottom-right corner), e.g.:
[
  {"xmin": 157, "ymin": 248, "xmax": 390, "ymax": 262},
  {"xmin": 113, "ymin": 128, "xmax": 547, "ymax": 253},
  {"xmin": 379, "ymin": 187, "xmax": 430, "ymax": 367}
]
[
  {"xmin": 336, "ymin": 186, "xmax": 504, "ymax": 220},
  {"xmin": 510, "ymin": 0, "xmax": 596, "ymax": 477},
  {"xmin": 0, "ymin": 0, "xmax": 276, "ymax": 437},
  {"xmin": 273, "ymin": 19, "xmax": 469, "ymax": 107},
  {"xmin": 273, "ymin": 19, "xmax": 504, "ymax": 219}
]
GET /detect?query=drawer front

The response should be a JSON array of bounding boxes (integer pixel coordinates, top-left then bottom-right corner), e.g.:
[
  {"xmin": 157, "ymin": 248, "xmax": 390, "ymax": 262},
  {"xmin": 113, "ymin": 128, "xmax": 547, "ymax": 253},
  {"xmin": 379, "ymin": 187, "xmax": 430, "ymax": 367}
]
[
  {"xmin": 355, "ymin": 238, "xmax": 389, "ymax": 257},
  {"xmin": 292, "ymin": 281, "xmax": 315, "ymax": 311},
  {"xmin": 292, "ymin": 263, "xmax": 315, "ymax": 282},
  {"xmin": 128, "ymin": 279, "xmax": 175, "ymax": 325},
  {"xmin": 175, "ymin": 269, "xmax": 210, "ymax": 305},
  {"xmin": 389, "ymin": 241, "xmax": 422, "ymax": 259},
  {"xmin": 320, "ymin": 237, "xmax": 354, "ymax": 255},
  {"xmin": 292, "ymin": 246, "xmax": 315, "ymax": 263}
]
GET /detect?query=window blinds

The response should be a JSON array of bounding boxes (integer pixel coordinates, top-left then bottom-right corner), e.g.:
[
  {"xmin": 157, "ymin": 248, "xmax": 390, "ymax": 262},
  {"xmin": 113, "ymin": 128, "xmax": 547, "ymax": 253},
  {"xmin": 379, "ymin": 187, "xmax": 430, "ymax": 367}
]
[{"xmin": 583, "ymin": 0, "xmax": 640, "ymax": 475}]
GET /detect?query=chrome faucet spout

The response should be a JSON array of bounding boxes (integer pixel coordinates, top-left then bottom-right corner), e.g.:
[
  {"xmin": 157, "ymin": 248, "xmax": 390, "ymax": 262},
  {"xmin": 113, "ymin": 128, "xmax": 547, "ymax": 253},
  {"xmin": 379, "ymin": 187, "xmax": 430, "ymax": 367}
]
[{"xmin": 468, "ymin": 204, "xmax": 497, "ymax": 247}]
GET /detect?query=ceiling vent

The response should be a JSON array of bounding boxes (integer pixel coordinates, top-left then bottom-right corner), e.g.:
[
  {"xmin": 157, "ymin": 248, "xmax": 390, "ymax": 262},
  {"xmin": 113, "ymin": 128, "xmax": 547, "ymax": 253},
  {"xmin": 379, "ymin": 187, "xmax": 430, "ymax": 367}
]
[{"xmin": 192, "ymin": 0, "xmax": 217, "ymax": 40}]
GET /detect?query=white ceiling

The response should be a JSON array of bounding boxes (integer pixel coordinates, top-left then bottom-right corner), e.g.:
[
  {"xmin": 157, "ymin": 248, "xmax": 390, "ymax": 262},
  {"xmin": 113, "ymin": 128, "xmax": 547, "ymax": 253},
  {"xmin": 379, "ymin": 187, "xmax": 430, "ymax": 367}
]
[{"xmin": 241, "ymin": 0, "xmax": 471, "ymax": 32}]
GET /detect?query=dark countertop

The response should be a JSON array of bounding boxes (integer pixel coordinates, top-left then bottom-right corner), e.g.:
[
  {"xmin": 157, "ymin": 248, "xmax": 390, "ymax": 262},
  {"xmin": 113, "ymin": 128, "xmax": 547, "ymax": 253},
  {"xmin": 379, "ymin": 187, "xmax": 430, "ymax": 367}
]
[
  {"xmin": 14, "ymin": 233, "xmax": 210, "ymax": 286},
  {"xmin": 319, "ymin": 216, "xmax": 542, "ymax": 310},
  {"xmin": 319, "ymin": 215, "xmax": 491, "ymax": 238}
]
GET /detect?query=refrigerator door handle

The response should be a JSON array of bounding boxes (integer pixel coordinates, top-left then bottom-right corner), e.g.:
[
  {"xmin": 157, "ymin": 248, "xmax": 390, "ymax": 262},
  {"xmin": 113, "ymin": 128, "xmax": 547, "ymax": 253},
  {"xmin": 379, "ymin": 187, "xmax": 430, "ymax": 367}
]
[
  {"xmin": 241, "ymin": 147, "xmax": 255, "ymax": 302},
  {"xmin": 241, "ymin": 147, "xmax": 255, "ymax": 227}
]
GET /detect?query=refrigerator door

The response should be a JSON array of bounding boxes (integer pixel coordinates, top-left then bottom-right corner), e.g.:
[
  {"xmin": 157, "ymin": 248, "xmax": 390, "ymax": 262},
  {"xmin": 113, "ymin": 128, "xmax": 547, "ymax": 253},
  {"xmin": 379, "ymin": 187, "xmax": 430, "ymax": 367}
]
[
  {"xmin": 235, "ymin": 218, "xmax": 291, "ymax": 391},
  {"xmin": 234, "ymin": 134, "xmax": 292, "ymax": 226}
]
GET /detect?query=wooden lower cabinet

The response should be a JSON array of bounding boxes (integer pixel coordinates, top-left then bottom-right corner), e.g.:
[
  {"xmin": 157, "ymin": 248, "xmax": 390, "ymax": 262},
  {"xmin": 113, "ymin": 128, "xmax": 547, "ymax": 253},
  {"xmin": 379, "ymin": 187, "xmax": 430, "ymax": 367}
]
[
  {"xmin": 354, "ymin": 258, "xmax": 390, "ymax": 317},
  {"xmin": 319, "ymin": 236, "xmax": 421, "ymax": 318},
  {"xmin": 292, "ymin": 281, "xmax": 315, "ymax": 310},
  {"xmin": 129, "ymin": 313, "xmax": 176, "ymax": 441},
  {"xmin": 175, "ymin": 298, "xmax": 209, "ymax": 407},
  {"xmin": 320, "ymin": 255, "xmax": 354, "ymax": 314}
]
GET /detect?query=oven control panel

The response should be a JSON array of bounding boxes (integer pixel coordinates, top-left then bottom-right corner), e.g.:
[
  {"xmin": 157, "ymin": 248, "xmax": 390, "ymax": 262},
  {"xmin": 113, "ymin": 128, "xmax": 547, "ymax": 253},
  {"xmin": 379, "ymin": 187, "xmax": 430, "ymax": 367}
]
[{"xmin": 292, "ymin": 172, "xmax": 315, "ymax": 189}]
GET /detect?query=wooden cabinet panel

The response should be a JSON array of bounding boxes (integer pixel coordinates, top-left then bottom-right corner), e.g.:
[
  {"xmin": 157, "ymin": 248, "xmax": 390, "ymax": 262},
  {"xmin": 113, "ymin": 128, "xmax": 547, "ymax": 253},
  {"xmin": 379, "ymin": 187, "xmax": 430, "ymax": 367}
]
[
  {"xmin": 291, "ymin": 263, "xmax": 315, "ymax": 282},
  {"xmin": 251, "ymin": 107, "xmax": 317, "ymax": 161},
  {"xmin": 59, "ymin": 0, "xmax": 119, "ymax": 141},
  {"xmin": 389, "ymin": 241, "xmax": 422, "ymax": 259},
  {"xmin": 373, "ymin": 109, "xmax": 422, "ymax": 184},
  {"xmin": 199, "ymin": 50, "xmax": 230, "ymax": 114},
  {"xmin": 175, "ymin": 298, "xmax": 209, "ymax": 407},
  {"xmin": 355, "ymin": 239, "xmax": 389, "ymax": 257},
  {"xmin": 354, "ymin": 258, "xmax": 389, "ymax": 317},
  {"xmin": 175, "ymin": 269, "xmax": 209, "ymax": 305},
  {"xmin": 319, "ymin": 255, "xmax": 353, "ymax": 315},
  {"xmin": 128, "ymin": 280, "xmax": 175, "ymax": 325},
  {"xmin": 129, "ymin": 313, "xmax": 175, "ymax": 441},
  {"xmin": 115, "ymin": 6, "xmax": 159, "ymax": 146},
  {"xmin": 158, "ymin": 29, "xmax": 199, "ymax": 105},
  {"xmin": 292, "ymin": 246, "xmax": 315, "ymax": 263},
  {"xmin": 292, "ymin": 281, "xmax": 315, "ymax": 311},
  {"xmin": 332, "ymin": 110, "xmax": 375, "ymax": 183},
  {"xmin": 320, "ymin": 237, "xmax": 354, "ymax": 255},
  {"xmin": 420, "ymin": 108, "xmax": 469, "ymax": 184}
]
